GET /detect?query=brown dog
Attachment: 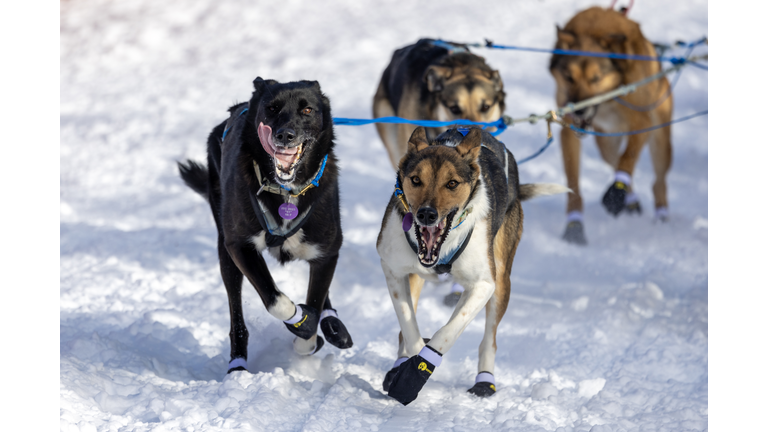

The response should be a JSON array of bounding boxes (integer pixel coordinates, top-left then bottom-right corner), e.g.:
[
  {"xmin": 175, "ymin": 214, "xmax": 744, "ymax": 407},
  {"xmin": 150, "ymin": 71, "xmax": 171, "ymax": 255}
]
[
  {"xmin": 550, "ymin": 7, "xmax": 673, "ymax": 244},
  {"xmin": 373, "ymin": 39, "xmax": 505, "ymax": 168}
]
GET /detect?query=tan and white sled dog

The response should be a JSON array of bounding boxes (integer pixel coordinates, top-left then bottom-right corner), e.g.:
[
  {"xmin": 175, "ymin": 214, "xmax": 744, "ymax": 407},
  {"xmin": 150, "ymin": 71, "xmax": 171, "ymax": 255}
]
[
  {"xmin": 376, "ymin": 126, "xmax": 568, "ymax": 405},
  {"xmin": 373, "ymin": 39, "xmax": 506, "ymax": 168},
  {"xmin": 550, "ymin": 7, "xmax": 673, "ymax": 244}
]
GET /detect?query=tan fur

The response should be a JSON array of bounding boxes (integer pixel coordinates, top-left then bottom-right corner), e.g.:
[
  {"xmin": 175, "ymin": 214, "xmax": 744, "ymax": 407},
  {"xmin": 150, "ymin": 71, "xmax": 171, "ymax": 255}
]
[{"xmin": 550, "ymin": 7, "xmax": 673, "ymax": 213}]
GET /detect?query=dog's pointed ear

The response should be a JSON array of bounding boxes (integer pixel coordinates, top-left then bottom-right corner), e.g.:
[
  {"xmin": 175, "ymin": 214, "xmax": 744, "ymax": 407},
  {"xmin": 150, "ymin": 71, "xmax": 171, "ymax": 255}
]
[
  {"xmin": 455, "ymin": 128, "xmax": 483, "ymax": 161},
  {"xmin": 407, "ymin": 127, "xmax": 430, "ymax": 153},
  {"xmin": 424, "ymin": 66, "xmax": 452, "ymax": 92},
  {"xmin": 253, "ymin": 77, "xmax": 278, "ymax": 93},
  {"xmin": 556, "ymin": 25, "xmax": 576, "ymax": 48}
]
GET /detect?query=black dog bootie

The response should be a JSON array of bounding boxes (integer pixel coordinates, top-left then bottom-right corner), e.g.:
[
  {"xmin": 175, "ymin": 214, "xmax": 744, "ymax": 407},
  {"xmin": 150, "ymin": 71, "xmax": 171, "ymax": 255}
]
[
  {"xmin": 467, "ymin": 372, "xmax": 496, "ymax": 397},
  {"xmin": 602, "ymin": 181, "xmax": 628, "ymax": 216},
  {"xmin": 283, "ymin": 304, "xmax": 319, "ymax": 340},
  {"xmin": 387, "ymin": 346, "xmax": 442, "ymax": 405},
  {"xmin": 320, "ymin": 308, "xmax": 353, "ymax": 349}
]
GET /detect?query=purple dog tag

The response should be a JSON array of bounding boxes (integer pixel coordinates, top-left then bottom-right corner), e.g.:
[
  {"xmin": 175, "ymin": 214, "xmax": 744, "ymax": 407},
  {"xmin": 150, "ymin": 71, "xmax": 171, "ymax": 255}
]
[
  {"xmin": 278, "ymin": 203, "xmax": 299, "ymax": 220},
  {"xmin": 402, "ymin": 212, "xmax": 413, "ymax": 231}
]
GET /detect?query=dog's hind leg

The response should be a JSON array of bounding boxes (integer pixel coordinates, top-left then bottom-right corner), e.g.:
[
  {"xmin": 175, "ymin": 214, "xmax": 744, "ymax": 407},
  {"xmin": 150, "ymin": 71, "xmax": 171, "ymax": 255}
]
[
  {"xmin": 560, "ymin": 126, "xmax": 587, "ymax": 244},
  {"xmin": 218, "ymin": 235, "xmax": 250, "ymax": 373},
  {"xmin": 649, "ymin": 124, "xmax": 672, "ymax": 220}
]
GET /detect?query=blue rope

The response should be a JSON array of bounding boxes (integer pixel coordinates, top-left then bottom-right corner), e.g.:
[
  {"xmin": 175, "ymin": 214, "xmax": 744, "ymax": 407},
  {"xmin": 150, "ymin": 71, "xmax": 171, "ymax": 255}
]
[
  {"xmin": 476, "ymin": 37, "xmax": 707, "ymax": 64},
  {"xmin": 333, "ymin": 116, "xmax": 508, "ymax": 136}
]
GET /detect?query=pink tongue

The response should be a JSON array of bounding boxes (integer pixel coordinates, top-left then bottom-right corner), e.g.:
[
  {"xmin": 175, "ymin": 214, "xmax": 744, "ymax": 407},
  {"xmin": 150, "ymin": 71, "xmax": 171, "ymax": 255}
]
[
  {"xmin": 258, "ymin": 123, "xmax": 276, "ymax": 156},
  {"xmin": 421, "ymin": 226, "xmax": 440, "ymax": 257},
  {"xmin": 274, "ymin": 148, "xmax": 298, "ymax": 167}
]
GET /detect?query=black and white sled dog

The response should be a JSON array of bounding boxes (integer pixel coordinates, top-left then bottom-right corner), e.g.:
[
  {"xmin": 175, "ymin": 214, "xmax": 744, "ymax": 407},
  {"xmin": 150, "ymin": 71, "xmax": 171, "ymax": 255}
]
[
  {"xmin": 179, "ymin": 78, "xmax": 353, "ymax": 374},
  {"xmin": 377, "ymin": 126, "xmax": 568, "ymax": 405}
]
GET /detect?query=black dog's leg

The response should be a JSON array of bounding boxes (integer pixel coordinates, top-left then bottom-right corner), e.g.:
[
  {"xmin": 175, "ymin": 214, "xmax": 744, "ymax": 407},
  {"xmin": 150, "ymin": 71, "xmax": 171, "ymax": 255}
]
[
  {"xmin": 218, "ymin": 236, "xmax": 249, "ymax": 374},
  {"xmin": 227, "ymin": 243, "xmax": 320, "ymax": 340},
  {"xmin": 306, "ymin": 254, "xmax": 353, "ymax": 350}
]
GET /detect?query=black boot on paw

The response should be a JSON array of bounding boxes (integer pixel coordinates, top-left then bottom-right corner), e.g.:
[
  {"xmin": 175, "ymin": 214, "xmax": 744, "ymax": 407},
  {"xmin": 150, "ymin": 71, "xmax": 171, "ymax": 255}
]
[
  {"xmin": 320, "ymin": 309, "xmax": 353, "ymax": 349},
  {"xmin": 602, "ymin": 181, "xmax": 628, "ymax": 216},
  {"xmin": 563, "ymin": 221, "xmax": 587, "ymax": 245},
  {"xmin": 467, "ymin": 382, "xmax": 496, "ymax": 397},
  {"xmin": 284, "ymin": 304, "xmax": 319, "ymax": 340}
]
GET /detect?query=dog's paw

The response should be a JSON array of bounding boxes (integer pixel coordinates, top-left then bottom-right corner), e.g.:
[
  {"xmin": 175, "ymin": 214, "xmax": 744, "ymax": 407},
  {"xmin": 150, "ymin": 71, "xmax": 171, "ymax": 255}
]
[
  {"xmin": 284, "ymin": 304, "xmax": 319, "ymax": 340},
  {"xmin": 654, "ymin": 206, "xmax": 669, "ymax": 222},
  {"xmin": 443, "ymin": 291, "xmax": 462, "ymax": 307},
  {"xmin": 562, "ymin": 221, "xmax": 587, "ymax": 245},
  {"xmin": 320, "ymin": 309, "xmax": 353, "ymax": 349},
  {"xmin": 468, "ymin": 372, "xmax": 496, "ymax": 397},
  {"xmin": 293, "ymin": 335, "xmax": 325, "ymax": 356},
  {"xmin": 467, "ymin": 382, "xmax": 496, "ymax": 397},
  {"xmin": 602, "ymin": 182, "xmax": 628, "ymax": 216},
  {"xmin": 387, "ymin": 346, "xmax": 442, "ymax": 406}
]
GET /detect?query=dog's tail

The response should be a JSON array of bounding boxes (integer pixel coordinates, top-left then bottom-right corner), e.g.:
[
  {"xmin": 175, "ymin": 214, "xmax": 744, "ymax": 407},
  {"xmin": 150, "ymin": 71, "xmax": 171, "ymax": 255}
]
[
  {"xmin": 178, "ymin": 160, "xmax": 209, "ymax": 200},
  {"xmin": 519, "ymin": 183, "xmax": 571, "ymax": 201}
]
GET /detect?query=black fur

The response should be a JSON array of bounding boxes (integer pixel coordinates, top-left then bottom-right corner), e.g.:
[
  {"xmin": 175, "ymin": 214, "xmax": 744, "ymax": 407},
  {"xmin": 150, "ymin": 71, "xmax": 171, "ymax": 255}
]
[{"xmin": 178, "ymin": 78, "xmax": 352, "ymax": 368}]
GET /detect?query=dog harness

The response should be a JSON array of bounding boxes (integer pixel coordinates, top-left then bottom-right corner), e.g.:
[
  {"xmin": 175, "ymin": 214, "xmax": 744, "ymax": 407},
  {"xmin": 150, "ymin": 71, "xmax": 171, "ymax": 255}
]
[{"xmin": 247, "ymin": 157, "xmax": 329, "ymax": 248}]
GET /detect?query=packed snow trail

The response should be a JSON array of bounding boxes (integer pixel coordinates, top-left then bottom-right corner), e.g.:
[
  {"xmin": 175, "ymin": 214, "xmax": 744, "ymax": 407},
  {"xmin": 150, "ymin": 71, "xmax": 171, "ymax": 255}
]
[{"xmin": 61, "ymin": 0, "xmax": 708, "ymax": 430}]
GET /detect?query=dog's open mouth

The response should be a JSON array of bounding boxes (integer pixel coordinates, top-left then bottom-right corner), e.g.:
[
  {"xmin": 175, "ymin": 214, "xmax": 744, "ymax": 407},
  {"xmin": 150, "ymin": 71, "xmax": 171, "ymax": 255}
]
[
  {"xmin": 258, "ymin": 122, "xmax": 307, "ymax": 181},
  {"xmin": 414, "ymin": 209, "xmax": 457, "ymax": 267}
]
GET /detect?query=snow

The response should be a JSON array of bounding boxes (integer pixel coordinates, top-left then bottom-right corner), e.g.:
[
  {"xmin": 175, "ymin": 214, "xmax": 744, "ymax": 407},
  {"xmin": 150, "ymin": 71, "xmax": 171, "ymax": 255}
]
[{"xmin": 58, "ymin": 0, "xmax": 710, "ymax": 430}]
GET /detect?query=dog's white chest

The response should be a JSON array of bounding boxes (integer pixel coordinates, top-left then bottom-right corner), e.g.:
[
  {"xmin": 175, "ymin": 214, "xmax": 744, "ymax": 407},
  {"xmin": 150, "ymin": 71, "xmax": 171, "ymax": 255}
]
[{"xmin": 250, "ymin": 229, "xmax": 323, "ymax": 261}]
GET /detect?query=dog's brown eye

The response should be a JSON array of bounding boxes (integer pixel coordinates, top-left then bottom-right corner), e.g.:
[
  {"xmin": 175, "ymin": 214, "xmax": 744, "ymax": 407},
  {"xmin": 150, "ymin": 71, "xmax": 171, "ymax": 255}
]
[
  {"xmin": 449, "ymin": 106, "xmax": 461, "ymax": 115},
  {"xmin": 480, "ymin": 102, "xmax": 491, "ymax": 113},
  {"xmin": 302, "ymin": 107, "xmax": 313, "ymax": 115},
  {"xmin": 447, "ymin": 180, "xmax": 459, "ymax": 190},
  {"xmin": 411, "ymin": 176, "xmax": 421, "ymax": 185}
]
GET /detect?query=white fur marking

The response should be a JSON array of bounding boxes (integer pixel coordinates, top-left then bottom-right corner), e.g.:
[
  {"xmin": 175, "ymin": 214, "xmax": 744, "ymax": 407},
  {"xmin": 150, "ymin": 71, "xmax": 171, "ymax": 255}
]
[
  {"xmin": 266, "ymin": 229, "xmax": 323, "ymax": 261},
  {"xmin": 268, "ymin": 294, "xmax": 296, "ymax": 321}
]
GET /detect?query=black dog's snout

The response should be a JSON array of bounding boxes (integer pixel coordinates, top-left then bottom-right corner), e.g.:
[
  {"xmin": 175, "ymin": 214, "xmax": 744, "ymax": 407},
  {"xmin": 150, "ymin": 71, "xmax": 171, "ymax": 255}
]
[
  {"xmin": 275, "ymin": 127, "xmax": 296, "ymax": 143},
  {"xmin": 416, "ymin": 207, "xmax": 438, "ymax": 226}
]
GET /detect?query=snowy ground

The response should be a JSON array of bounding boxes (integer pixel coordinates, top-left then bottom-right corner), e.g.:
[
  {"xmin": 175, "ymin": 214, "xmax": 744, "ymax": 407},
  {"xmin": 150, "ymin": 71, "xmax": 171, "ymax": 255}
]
[{"xmin": 60, "ymin": 1, "xmax": 709, "ymax": 430}]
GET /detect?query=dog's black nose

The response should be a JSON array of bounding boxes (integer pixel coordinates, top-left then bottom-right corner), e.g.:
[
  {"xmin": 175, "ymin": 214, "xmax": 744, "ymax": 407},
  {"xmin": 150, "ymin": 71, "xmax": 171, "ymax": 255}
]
[
  {"xmin": 416, "ymin": 207, "xmax": 438, "ymax": 226},
  {"xmin": 573, "ymin": 108, "xmax": 586, "ymax": 117},
  {"xmin": 275, "ymin": 127, "xmax": 296, "ymax": 143}
]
